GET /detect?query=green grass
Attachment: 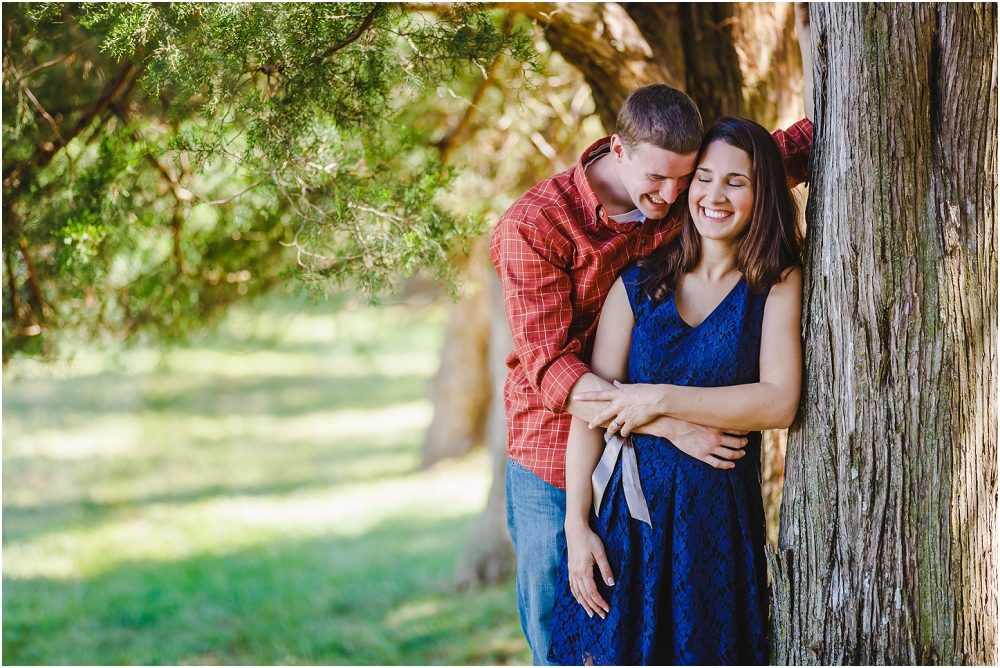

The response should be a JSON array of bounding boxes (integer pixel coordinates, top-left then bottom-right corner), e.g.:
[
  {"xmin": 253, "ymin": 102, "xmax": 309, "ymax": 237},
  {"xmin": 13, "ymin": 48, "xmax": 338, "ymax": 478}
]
[{"xmin": 2, "ymin": 296, "xmax": 529, "ymax": 665}]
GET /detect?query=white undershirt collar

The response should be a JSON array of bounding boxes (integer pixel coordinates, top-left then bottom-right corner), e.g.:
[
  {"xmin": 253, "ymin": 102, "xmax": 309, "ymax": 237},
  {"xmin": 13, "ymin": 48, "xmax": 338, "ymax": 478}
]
[{"xmin": 608, "ymin": 208, "xmax": 646, "ymax": 224}]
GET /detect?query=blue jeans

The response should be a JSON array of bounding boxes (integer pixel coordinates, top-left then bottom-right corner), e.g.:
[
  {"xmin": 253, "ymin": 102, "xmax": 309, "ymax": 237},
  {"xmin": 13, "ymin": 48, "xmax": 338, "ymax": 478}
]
[{"xmin": 505, "ymin": 457, "xmax": 567, "ymax": 666}]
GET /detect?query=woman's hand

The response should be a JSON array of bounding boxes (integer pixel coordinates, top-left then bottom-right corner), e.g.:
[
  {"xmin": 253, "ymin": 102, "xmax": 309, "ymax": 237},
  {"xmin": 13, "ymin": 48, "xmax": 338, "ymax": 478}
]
[
  {"xmin": 565, "ymin": 522, "xmax": 614, "ymax": 619},
  {"xmin": 575, "ymin": 381, "xmax": 665, "ymax": 436}
]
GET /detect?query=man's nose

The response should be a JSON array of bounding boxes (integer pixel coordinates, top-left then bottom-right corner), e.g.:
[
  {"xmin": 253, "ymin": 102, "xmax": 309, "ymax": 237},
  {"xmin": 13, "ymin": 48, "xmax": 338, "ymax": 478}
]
[{"xmin": 660, "ymin": 180, "xmax": 680, "ymax": 205}]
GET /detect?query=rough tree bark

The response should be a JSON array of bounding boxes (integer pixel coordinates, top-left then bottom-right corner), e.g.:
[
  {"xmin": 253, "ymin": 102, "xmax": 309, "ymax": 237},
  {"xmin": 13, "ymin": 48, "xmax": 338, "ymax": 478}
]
[
  {"xmin": 429, "ymin": 2, "xmax": 806, "ymax": 585},
  {"xmin": 769, "ymin": 3, "xmax": 997, "ymax": 664}
]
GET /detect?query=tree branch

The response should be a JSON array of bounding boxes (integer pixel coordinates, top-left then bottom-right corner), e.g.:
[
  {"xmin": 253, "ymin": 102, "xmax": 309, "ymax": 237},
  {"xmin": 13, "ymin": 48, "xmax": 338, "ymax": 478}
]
[
  {"xmin": 435, "ymin": 13, "xmax": 515, "ymax": 163},
  {"xmin": 402, "ymin": 2, "xmax": 559, "ymax": 24},
  {"xmin": 195, "ymin": 176, "xmax": 270, "ymax": 206},
  {"xmin": 43, "ymin": 61, "xmax": 140, "ymax": 169},
  {"xmin": 8, "ymin": 61, "xmax": 66, "ymax": 143},
  {"xmin": 18, "ymin": 236, "xmax": 45, "ymax": 324},
  {"xmin": 434, "ymin": 12, "xmax": 519, "ymax": 164},
  {"xmin": 17, "ymin": 47, "xmax": 79, "ymax": 80},
  {"xmin": 436, "ymin": 73, "xmax": 492, "ymax": 163},
  {"xmin": 3, "ymin": 60, "xmax": 142, "ymax": 188},
  {"xmin": 172, "ymin": 199, "xmax": 185, "ymax": 273},
  {"xmin": 322, "ymin": 5, "xmax": 381, "ymax": 59},
  {"xmin": 112, "ymin": 102, "xmax": 193, "ymax": 202},
  {"xmin": 4, "ymin": 244, "xmax": 20, "ymax": 322},
  {"xmin": 111, "ymin": 103, "xmax": 192, "ymax": 273}
]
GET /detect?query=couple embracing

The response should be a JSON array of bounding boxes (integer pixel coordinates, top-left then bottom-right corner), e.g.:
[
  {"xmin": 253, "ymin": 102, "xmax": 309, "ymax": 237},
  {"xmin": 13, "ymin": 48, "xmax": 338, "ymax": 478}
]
[{"xmin": 489, "ymin": 83, "xmax": 812, "ymax": 665}]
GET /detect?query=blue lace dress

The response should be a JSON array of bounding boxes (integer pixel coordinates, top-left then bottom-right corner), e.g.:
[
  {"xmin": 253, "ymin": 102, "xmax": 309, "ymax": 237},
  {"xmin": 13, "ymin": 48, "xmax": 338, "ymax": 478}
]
[{"xmin": 549, "ymin": 264, "xmax": 770, "ymax": 666}]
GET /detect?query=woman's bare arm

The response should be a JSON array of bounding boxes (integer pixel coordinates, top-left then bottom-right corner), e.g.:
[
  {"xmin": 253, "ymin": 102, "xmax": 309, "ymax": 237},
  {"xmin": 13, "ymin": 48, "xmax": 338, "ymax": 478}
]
[{"xmin": 562, "ymin": 279, "xmax": 632, "ymax": 619}]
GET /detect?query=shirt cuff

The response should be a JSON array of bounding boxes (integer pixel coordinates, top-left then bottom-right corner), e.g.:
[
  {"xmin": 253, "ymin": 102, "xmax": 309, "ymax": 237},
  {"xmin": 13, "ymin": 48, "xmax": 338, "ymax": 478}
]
[
  {"xmin": 540, "ymin": 354, "xmax": 590, "ymax": 413},
  {"xmin": 791, "ymin": 117, "xmax": 813, "ymax": 144}
]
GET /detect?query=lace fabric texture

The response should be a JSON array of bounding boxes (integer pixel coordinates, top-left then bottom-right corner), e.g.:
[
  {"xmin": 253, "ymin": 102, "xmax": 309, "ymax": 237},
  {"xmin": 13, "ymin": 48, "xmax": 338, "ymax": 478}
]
[{"xmin": 549, "ymin": 264, "xmax": 770, "ymax": 666}]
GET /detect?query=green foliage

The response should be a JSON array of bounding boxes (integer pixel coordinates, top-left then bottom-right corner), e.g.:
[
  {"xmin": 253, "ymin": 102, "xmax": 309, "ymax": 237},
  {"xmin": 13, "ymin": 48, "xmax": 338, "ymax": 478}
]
[{"xmin": 2, "ymin": 3, "xmax": 540, "ymax": 362}]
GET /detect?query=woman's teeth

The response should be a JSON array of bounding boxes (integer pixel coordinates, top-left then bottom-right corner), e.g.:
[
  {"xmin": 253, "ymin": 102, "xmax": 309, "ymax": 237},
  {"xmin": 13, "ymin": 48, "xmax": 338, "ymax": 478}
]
[{"xmin": 702, "ymin": 207, "xmax": 732, "ymax": 219}]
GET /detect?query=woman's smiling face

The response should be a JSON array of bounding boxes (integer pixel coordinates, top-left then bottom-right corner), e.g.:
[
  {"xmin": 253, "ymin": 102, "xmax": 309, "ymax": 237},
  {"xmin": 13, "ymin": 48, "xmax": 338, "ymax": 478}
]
[{"xmin": 688, "ymin": 141, "xmax": 755, "ymax": 244}]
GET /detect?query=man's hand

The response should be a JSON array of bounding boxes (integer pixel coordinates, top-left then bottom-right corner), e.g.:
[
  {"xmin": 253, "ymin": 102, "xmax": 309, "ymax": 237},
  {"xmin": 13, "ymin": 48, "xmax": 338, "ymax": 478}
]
[
  {"xmin": 641, "ymin": 417, "xmax": 749, "ymax": 470},
  {"xmin": 565, "ymin": 522, "xmax": 614, "ymax": 619}
]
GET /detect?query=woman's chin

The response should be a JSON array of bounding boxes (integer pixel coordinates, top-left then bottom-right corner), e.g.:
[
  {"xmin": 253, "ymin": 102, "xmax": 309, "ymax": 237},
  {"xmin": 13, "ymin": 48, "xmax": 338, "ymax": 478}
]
[{"xmin": 694, "ymin": 224, "xmax": 732, "ymax": 240}]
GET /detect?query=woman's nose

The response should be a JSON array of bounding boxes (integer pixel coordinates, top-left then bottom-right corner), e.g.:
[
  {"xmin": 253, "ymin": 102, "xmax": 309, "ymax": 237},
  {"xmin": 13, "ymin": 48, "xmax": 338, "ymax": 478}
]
[{"xmin": 707, "ymin": 182, "xmax": 727, "ymax": 203}]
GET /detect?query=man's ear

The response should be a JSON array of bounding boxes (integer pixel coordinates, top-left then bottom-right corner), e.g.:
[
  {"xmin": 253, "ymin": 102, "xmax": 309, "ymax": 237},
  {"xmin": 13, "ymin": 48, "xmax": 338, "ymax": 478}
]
[{"xmin": 609, "ymin": 135, "xmax": 627, "ymax": 163}]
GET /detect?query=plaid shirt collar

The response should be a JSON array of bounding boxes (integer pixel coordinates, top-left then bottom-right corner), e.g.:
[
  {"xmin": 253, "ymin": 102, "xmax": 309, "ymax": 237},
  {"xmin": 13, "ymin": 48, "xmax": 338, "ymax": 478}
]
[{"xmin": 575, "ymin": 137, "xmax": 613, "ymax": 229}]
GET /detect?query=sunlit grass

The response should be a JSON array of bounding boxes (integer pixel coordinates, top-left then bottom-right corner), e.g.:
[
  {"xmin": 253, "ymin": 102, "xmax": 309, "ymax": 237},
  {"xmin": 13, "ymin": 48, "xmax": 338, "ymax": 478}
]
[
  {"xmin": 4, "ymin": 450, "xmax": 489, "ymax": 581},
  {"xmin": 3, "ymin": 296, "xmax": 529, "ymax": 665}
]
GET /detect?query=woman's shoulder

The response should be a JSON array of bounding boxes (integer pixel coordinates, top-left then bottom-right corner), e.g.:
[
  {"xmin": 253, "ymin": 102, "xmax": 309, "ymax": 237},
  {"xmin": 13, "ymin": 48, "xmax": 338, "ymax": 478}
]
[
  {"xmin": 768, "ymin": 266, "xmax": 803, "ymax": 296},
  {"xmin": 614, "ymin": 262, "xmax": 653, "ymax": 318},
  {"xmin": 619, "ymin": 262, "xmax": 646, "ymax": 288},
  {"xmin": 760, "ymin": 265, "xmax": 803, "ymax": 317}
]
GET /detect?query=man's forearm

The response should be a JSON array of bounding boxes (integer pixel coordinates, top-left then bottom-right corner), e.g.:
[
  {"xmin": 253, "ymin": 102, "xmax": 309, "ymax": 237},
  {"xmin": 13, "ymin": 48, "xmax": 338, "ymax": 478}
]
[
  {"xmin": 564, "ymin": 372, "xmax": 616, "ymax": 423},
  {"xmin": 633, "ymin": 415, "xmax": 683, "ymax": 440}
]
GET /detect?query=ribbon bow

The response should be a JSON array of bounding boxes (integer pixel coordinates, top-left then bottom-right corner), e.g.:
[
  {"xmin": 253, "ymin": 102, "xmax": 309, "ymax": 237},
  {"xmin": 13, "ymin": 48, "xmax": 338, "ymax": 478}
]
[{"xmin": 591, "ymin": 430, "xmax": 652, "ymax": 526}]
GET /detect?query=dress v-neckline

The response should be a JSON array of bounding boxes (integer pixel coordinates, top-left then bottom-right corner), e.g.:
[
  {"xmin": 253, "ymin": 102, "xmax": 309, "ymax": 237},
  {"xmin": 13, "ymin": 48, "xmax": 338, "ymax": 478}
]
[{"xmin": 672, "ymin": 278, "xmax": 744, "ymax": 329}]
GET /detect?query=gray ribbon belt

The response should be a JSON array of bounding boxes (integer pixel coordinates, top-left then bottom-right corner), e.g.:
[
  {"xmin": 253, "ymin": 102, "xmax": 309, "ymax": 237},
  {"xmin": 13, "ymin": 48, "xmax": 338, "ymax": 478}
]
[{"xmin": 591, "ymin": 430, "xmax": 652, "ymax": 527}]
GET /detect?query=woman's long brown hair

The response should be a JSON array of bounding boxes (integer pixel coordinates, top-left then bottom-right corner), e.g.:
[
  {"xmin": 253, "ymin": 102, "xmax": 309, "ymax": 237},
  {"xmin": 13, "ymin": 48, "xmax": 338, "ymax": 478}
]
[{"xmin": 638, "ymin": 116, "xmax": 802, "ymax": 303}]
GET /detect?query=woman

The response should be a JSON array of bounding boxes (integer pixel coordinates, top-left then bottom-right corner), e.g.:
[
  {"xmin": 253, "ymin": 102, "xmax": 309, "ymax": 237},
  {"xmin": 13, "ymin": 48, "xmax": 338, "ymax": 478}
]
[{"xmin": 548, "ymin": 116, "xmax": 803, "ymax": 665}]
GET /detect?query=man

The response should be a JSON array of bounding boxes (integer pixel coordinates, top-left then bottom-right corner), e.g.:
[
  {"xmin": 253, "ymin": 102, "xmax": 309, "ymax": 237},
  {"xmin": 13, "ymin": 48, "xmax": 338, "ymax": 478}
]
[{"xmin": 490, "ymin": 83, "xmax": 812, "ymax": 664}]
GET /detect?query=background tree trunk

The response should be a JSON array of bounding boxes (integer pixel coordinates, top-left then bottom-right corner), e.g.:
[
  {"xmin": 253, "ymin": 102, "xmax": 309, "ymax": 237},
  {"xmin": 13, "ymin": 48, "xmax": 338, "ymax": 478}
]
[
  {"xmin": 769, "ymin": 4, "xmax": 997, "ymax": 663},
  {"xmin": 421, "ymin": 238, "xmax": 492, "ymax": 467},
  {"xmin": 430, "ymin": 2, "xmax": 806, "ymax": 585},
  {"xmin": 455, "ymin": 266, "xmax": 517, "ymax": 587}
]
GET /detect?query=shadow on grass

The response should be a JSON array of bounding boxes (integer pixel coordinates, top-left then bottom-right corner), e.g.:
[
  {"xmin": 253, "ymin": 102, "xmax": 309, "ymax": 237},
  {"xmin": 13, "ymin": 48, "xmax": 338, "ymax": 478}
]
[
  {"xmin": 2, "ymin": 438, "xmax": 417, "ymax": 545},
  {"xmin": 3, "ymin": 515, "xmax": 527, "ymax": 666},
  {"xmin": 4, "ymin": 372, "xmax": 431, "ymax": 423}
]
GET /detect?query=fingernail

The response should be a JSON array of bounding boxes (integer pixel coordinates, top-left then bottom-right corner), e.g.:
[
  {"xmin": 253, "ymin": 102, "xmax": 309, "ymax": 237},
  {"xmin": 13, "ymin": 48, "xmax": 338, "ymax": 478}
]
[
  {"xmin": 606, "ymin": 577, "xmax": 614, "ymax": 586},
  {"xmin": 573, "ymin": 395, "xmax": 580, "ymax": 401}
]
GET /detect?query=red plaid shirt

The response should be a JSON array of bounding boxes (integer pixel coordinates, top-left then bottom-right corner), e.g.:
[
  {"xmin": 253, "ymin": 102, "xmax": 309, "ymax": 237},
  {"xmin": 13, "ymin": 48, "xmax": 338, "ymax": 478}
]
[{"xmin": 490, "ymin": 119, "xmax": 813, "ymax": 489}]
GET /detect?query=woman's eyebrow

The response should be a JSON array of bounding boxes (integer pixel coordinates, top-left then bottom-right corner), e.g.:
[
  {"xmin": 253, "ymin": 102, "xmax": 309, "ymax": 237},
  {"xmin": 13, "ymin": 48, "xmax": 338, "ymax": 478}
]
[{"xmin": 697, "ymin": 166, "xmax": 750, "ymax": 179}]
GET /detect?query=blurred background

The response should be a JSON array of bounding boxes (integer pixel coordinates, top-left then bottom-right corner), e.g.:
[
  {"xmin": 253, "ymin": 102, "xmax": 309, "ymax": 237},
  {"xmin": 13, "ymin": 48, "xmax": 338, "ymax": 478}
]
[
  {"xmin": 3, "ymin": 3, "xmax": 804, "ymax": 664},
  {"xmin": 4, "ymin": 293, "xmax": 531, "ymax": 664}
]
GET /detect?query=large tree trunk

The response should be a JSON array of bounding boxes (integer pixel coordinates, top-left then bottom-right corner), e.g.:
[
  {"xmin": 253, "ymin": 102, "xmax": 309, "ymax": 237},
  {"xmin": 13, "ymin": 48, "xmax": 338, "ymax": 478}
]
[
  {"xmin": 770, "ymin": 4, "xmax": 997, "ymax": 664},
  {"xmin": 431, "ymin": 2, "xmax": 806, "ymax": 586}
]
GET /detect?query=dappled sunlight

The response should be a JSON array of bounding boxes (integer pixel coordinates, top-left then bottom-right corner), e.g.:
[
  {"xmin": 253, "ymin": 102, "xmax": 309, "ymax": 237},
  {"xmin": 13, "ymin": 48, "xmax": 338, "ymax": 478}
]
[
  {"xmin": 3, "ymin": 299, "xmax": 527, "ymax": 664},
  {"xmin": 3, "ymin": 401, "xmax": 431, "ymax": 466},
  {"xmin": 4, "ymin": 442, "xmax": 490, "ymax": 581},
  {"xmin": 162, "ymin": 349, "xmax": 441, "ymax": 379},
  {"xmin": 4, "ymin": 417, "xmax": 143, "ymax": 461},
  {"xmin": 384, "ymin": 600, "xmax": 443, "ymax": 629},
  {"xmin": 3, "ymin": 400, "xmax": 436, "ymax": 512}
]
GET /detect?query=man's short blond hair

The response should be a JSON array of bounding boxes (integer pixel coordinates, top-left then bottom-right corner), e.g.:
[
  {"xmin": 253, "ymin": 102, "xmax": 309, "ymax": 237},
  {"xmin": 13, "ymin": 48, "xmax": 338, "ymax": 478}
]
[{"xmin": 616, "ymin": 84, "xmax": 704, "ymax": 155}]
